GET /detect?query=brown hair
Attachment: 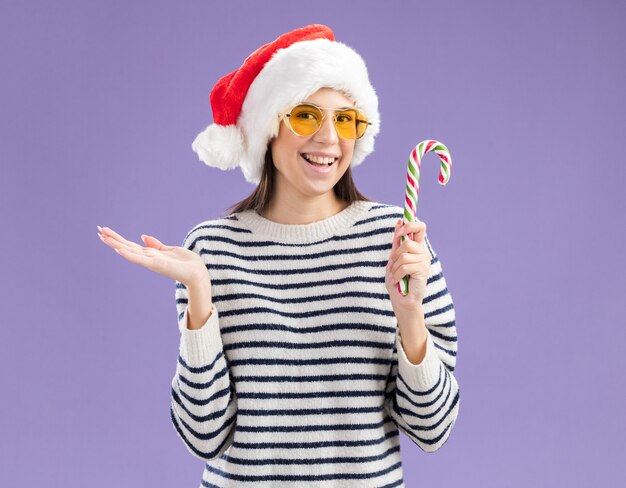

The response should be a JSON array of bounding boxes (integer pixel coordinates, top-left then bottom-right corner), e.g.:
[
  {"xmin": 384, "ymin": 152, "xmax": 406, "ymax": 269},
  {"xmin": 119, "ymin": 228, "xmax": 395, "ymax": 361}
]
[{"xmin": 222, "ymin": 144, "xmax": 373, "ymax": 217}]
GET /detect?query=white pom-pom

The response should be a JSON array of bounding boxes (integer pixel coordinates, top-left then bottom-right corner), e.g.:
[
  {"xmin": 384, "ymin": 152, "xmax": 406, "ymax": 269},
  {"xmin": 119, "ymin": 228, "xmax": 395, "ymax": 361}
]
[{"xmin": 191, "ymin": 124, "xmax": 243, "ymax": 170}]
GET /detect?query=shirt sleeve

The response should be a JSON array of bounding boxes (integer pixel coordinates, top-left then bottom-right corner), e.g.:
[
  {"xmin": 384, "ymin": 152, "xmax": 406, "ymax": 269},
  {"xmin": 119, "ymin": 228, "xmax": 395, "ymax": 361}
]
[
  {"xmin": 169, "ymin": 226, "xmax": 238, "ymax": 461},
  {"xmin": 384, "ymin": 233, "xmax": 461, "ymax": 452}
]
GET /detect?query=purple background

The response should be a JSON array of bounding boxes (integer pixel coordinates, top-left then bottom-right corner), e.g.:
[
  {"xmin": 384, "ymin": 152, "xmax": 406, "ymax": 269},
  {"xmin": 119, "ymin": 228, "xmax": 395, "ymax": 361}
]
[{"xmin": 1, "ymin": 0, "xmax": 624, "ymax": 486}]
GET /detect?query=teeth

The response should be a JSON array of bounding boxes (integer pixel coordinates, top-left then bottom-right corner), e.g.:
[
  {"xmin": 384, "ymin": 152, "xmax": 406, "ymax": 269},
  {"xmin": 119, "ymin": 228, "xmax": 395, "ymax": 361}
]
[{"xmin": 302, "ymin": 154, "xmax": 336, "ymax": 165}]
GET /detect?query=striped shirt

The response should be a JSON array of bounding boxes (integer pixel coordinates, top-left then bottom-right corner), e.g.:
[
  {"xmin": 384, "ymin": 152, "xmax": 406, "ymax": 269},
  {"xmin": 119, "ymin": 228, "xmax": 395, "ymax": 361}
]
[{"xmin": 170, "ymin": 200, "xmax": 460, "ymax": 488}]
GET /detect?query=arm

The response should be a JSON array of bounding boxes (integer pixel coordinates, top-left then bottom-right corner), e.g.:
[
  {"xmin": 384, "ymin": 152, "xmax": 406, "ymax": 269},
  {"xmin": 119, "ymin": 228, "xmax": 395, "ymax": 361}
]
[
  {"xmin": 384, "ymin": 234, "xmax": 460, "ymax": 452},
  {"xmin": 169, "ymin": 229, "xmax": 238, "ymax": 461}
]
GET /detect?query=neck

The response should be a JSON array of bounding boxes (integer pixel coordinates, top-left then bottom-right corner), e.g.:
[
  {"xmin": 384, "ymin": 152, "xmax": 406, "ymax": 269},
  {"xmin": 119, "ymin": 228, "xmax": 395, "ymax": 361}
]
[{"xmin": 260, "ymin": 191, "xmax": 349, "ymax": 225}]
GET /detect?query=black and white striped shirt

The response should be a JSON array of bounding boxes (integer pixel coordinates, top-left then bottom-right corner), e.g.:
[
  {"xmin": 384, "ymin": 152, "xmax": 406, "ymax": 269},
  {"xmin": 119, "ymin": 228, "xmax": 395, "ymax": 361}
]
[{"xmin": 171, "ymin": 200, "xmax": 460, "ymax": 488}]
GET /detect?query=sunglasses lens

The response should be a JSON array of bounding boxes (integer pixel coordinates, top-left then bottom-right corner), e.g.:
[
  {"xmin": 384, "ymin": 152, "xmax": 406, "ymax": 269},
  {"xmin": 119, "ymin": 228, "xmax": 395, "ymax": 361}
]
[
  {"xmin": 334, "ymin": 110, "xmax": 357, "ymax": 140},
  {"xmin": 335, "ymin": 109, "xmax": 369, "ymax": 140},
  {"xmin": 288, "ymin": 104, "xmax": 323, "ymax": 136},
  {"xmin": 355, "ymin": 111, "xmax": 369, "ymax": 139}
]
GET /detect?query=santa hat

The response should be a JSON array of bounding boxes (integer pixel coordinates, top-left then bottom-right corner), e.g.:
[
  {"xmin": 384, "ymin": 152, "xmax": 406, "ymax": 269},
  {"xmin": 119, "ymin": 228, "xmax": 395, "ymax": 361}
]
[{"xmin": 191, "ymin": 24, "xmax": 380, "ymax": 185}]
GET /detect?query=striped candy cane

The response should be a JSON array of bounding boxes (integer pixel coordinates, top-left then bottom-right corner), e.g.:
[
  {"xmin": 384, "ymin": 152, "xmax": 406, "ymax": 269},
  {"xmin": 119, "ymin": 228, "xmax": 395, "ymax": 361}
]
[{"xmin": 398, "ymin": 140, "xmax": 452, "ymax": 296}]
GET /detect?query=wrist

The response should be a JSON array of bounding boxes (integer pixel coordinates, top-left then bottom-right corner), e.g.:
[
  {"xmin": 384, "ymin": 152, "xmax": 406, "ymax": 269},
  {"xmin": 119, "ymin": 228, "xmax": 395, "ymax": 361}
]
[
  {"xmin": 395, "ymin": 304, "xmax": 425, "ymax": 326},
  {"xmin": 396, "ymin": 306, "xmax": 427, "ymax": 338},
  {"xmin": 189, "ymin": 269, "xmax": 211, "ymax": 291},
  {"xmin": 396, "ymin": 307, "xmax": 429, "ymax": 365},
  {"xmin": 186, "ymin": 272, "xmax": 213, "ymax": 331}
]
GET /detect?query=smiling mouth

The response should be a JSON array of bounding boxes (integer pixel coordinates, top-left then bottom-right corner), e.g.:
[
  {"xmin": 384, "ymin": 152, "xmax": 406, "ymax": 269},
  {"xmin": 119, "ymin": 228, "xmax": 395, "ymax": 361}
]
[{"xmin": 300, "ymin": 154, "xmax": 338, "ymax": 167}]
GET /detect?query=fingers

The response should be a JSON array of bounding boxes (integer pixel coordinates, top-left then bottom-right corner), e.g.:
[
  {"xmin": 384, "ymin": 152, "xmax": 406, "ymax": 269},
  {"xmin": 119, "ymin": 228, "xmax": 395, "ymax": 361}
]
[
  {"xmin": 390, "ymin": 254, "xmax": 430, "ymax": 284},
  {"xmin": 142, "ymin": 234, "xmax": 174, "ymax": 251},
  {"xmin": 111, "ymin": 245, "xmax": 154, "ymax": 268},
  {"xmin": 402, "ymin": 219, "xmax": 427, "ymax": 244},
  {"xmin": 98, "ymin": 230, "xmax": 153, "ymax": 267},
  {"xmin": 98, "ymin": 226, "xmax": 146, "ymax": 252},
  {"xmin": 98, "ymin": 231, "xmax": 136, "ymax": 255},
  {"xmin": 394, "ymin": 219, "xmax": 427, "ymax": 242},
  {"xmin": 389, "ymin": 219, "xmax": 427, "ymax": 258}
]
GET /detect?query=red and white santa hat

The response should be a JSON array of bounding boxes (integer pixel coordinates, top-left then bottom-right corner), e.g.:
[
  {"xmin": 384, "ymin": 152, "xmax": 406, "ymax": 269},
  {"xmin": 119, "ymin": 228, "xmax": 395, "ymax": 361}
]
[{"xmin": 191, "ymin": 24, "xmax": 380, "ymax": 185}]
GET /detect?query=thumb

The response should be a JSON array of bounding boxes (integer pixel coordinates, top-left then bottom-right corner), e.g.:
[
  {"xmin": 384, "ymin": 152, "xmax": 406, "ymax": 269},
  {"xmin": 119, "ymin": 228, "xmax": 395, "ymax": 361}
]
[
  {"xmin": 141, "ymin": 234, "xmax": 166, "ymax": 250},
  {"xmin": 388, "ymin": 219, "xmax": 403, "ymax": 262},
  {"xmin": 391, "ymin": 218, "xmax": 404, "ymax": 248}
]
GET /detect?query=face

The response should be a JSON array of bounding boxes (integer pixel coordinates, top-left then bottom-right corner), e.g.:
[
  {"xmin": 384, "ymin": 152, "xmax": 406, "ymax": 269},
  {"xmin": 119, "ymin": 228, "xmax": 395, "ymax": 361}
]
[{"xmin": 269, "ymin": 87, "xmax": 356, "ymax": 201}]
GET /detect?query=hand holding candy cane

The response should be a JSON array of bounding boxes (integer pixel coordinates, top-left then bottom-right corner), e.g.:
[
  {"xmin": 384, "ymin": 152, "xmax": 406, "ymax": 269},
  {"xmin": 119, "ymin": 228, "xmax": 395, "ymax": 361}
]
[
  {"xmin": 386, "ymin": 217, "xmax": 431, "ymax": 310},
  {"xmin": 398, "ymin": 140, "xmax": 452, "ymax": 296}
]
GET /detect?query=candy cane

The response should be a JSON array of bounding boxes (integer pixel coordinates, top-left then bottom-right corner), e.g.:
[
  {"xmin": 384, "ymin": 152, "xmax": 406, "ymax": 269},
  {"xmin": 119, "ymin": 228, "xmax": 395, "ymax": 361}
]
[{"xmin": 398, "ymin": 139, "xmax": 452, "ymax": 296}]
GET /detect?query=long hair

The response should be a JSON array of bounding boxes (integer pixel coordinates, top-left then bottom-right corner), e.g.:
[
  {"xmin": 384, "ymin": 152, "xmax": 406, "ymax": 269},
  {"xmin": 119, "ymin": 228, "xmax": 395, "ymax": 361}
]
[{"xmin": 222, "ymin": 144, "xmax": 373, "ymax": 217}]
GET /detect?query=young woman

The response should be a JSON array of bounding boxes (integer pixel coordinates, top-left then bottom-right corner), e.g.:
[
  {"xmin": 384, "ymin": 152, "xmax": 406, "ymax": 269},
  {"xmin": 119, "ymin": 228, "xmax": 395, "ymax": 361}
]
[{"xmin": 98, "ymin": 24, "xmax": 460, "ymax": 488}]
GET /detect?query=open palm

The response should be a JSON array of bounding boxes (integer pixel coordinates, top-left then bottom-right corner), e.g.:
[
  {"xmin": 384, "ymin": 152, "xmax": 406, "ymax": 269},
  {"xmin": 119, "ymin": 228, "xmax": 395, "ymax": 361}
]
[{"xmin": 97, "ymin": 226, "xmax": 209, "ymax": 287}]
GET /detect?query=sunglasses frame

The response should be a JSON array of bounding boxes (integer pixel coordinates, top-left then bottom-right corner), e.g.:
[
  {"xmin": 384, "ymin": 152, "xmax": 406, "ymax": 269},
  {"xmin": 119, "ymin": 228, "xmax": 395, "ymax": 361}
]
[{"xmin": 278, "ymin": 103, "xmax": 372, "ymax": 140}]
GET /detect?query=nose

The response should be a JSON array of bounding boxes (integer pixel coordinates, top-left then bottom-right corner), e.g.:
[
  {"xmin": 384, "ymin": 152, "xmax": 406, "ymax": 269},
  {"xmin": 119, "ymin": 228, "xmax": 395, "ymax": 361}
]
[{"xmin": 312, "ymin": 113, "xmax": 339, "ymax": 145}]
